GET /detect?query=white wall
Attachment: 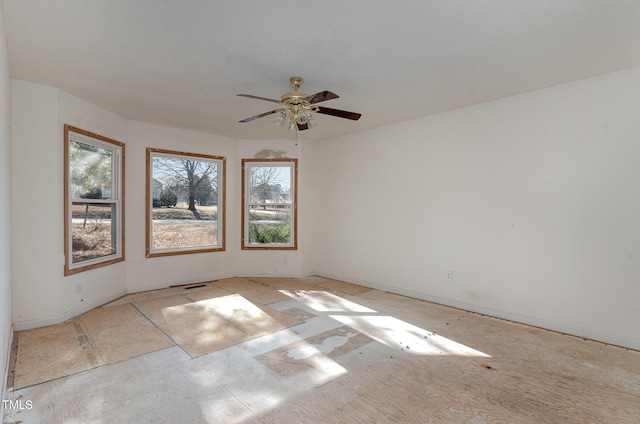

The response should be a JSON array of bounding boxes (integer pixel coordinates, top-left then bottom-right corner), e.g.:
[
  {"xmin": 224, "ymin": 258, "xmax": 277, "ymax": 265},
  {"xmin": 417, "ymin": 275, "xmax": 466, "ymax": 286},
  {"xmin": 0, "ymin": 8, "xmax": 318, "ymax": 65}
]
[
  {"xmin": 0, "ymin": 0, "xmax": 13, "ymax": 405},
  {"xmin": 125, "ymin": 121, "xmax": 237, "ymax": 292},
  {"xmin": 308, "ymin": 67, "xmax": 640, "ymax": 350},
  {"xmin": 12, "ymin": 80, "xmax": 129, "ymax": 329}
]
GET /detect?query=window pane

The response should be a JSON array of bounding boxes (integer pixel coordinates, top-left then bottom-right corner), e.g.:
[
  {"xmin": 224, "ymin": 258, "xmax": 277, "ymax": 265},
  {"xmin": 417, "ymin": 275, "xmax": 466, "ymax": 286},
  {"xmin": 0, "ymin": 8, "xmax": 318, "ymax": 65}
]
[
  {"xmin": 69, "ymin": 141, "xmax": 113, "ymax": 199},
  {"xmin": 151, "ymin": 210, "xmax": 218, "ymax": 250},
  {"xmin": 249, "ymin": 166, "xmax": 291, "ymax": 204},
  {"xmin": 148, "ymin": 149, "xmax": 225, "ymax": 255},
  {"xmin": 248, "ymin": 204, "xmax": 292, "ymax": 244},
  {"xmin": 71, "ymin": 202, "xmax": 116, "ymax": 263}
]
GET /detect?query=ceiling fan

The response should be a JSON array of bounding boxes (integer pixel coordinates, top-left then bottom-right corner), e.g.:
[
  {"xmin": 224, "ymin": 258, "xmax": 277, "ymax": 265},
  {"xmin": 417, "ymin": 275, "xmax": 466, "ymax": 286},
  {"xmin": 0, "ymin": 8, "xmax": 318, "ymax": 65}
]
[{"xmin": 237, "ymin": 77, "xmax": 361, "ymax": 131}]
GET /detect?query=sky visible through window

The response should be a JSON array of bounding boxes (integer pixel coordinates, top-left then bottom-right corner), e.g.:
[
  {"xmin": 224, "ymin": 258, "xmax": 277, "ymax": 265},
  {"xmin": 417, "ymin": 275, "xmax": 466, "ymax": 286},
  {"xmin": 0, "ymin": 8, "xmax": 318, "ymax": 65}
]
[{"xmin": 272, "ymin": 166, "xmax": 290, "ymax": 191}]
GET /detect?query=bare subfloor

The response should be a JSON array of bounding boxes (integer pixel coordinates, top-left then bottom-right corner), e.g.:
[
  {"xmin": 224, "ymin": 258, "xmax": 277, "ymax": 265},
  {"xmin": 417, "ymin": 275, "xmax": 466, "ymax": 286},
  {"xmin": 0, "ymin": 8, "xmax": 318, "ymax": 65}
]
[{"xmin": 4, "ymin": 277, "xmax": 640, "ymax": 423}]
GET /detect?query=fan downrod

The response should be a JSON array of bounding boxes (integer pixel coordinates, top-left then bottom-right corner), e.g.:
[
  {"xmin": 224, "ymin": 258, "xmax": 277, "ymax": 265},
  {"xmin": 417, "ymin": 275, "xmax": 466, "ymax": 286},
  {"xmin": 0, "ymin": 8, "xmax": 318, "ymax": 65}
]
[{"xmin": 289, "ymin": 77, "xmax": 303, "ymax": 90}]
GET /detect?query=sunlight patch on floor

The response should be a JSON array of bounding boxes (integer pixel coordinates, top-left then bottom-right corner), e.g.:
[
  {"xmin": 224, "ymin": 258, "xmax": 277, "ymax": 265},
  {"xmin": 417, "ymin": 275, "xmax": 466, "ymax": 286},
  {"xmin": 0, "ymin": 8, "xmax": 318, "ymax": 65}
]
[
  {"xmin": 330, "ymin": 314, "xmax": 489, "ymax": 357},
  {"xmin": 291, "ymin": 290, "xmax": 489, "ymax": 357},
  {"xmin": 135, "ymin": 293, "xmax": 302, "ymax": 358},
  {"xmin": 284, "ymin": 289, "xmax": 377, "ymax": 313}
]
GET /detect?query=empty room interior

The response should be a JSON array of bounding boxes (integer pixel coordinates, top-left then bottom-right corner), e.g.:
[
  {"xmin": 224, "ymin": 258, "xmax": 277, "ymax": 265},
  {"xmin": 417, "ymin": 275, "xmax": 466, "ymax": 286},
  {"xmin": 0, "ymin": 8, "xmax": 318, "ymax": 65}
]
[{"xmin": 1, "ymin": 1, "xmax": 640, "ymax": 423}]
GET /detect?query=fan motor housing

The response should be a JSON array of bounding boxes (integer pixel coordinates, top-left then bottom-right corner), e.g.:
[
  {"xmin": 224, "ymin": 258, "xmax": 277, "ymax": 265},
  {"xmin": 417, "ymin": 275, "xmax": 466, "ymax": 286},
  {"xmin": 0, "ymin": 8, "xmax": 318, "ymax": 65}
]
[
  {"xmin": 281, "ymin": 76, "xmax": 308, "ymax": 104},
  {"xmin": 281, "ymin": 92, "xmax": 308, "ymax": 104}
]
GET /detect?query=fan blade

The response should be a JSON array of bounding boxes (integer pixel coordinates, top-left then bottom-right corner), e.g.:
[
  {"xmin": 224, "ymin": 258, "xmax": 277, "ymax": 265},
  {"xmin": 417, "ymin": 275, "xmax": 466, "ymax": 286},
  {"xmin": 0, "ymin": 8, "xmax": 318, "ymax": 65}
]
[
  {"xmin": 239, "ymin": 109, "xmax": 280, "ymax": 123},
  {"xmin": 317, "ymin": 107, "xmax": 362, "ymax": 121},
  {"xmin": 297, "ymin": 122, "xmax": 309, "ymax": 131},
  {"xmin": 237, "ymin": 94, "xmax": 281, "ymax": 104},
  {"xmin": 304, "ymin": 90, "xmax": 339, "ymax": 104}
]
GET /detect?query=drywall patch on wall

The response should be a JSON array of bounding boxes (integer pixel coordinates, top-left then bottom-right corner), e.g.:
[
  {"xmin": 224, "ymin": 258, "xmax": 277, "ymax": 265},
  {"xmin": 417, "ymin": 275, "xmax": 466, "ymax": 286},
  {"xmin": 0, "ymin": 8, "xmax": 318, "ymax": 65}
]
[{"xmin": 254, "ymin": 149, "xmax": 288, "ymax": 159}]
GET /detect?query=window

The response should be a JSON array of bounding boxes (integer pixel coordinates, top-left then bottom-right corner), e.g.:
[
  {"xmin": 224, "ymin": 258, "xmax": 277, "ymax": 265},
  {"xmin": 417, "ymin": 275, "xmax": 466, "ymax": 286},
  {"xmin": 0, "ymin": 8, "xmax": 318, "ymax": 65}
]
[
  {"xmin": 146, "ymin": 148, "xmax": 225, "ymax": 257},
  {"xmin": 242, "ymin": 158, "xmax": 297, "ymax": 250},
  {"xmin": 64, "ymin": 125, "xmax": 124, "ymax": 275}
]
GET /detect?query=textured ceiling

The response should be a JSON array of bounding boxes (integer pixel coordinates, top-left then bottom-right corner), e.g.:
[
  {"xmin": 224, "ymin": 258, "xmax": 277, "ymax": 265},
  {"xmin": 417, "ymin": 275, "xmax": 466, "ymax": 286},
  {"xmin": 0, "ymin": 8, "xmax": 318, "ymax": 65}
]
[{"xmin": 4, "ymin": 0, "xmax": 640, "ymax": 141}]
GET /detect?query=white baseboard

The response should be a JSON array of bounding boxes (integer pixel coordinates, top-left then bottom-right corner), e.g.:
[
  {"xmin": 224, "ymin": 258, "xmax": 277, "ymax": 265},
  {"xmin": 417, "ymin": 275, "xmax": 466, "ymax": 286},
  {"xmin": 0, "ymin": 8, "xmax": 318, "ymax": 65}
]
[
  {"xmin": 236, "ymin": 272, "xmax": 306, "ymax": 279},
  {"xmin": 13, "ymin": 289, "xmax": 127, "ymax": 331},
  {"xmin": 12, "ymin": 271, "xmax": 638, "ymax": 352},
  {"xmin": 314, "ymin": 271, "xmax": 640, "ymax": 352},
  {"xmin": 2, "ymin": 325, "xmax": 14, "ymax": 416},
  {"xmin": 13, "ymin": 272, "xmax": 239, "ymax": 331},
  {"xmin": 14, "ymin": 272, "xmax": 244, "ymax": 331},
  {"xmin": 126, "ymin": 271, "xmax": 238, "ymax": 294}
]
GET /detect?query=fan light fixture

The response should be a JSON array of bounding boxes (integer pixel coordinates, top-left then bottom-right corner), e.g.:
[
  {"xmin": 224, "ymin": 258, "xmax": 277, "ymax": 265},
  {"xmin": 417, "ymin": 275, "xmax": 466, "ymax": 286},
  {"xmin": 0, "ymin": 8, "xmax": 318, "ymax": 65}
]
[
  {"xmin": 237, "ymin": 77, "xmax": 361, "ymax": 132},
  {"xmin": 274, "ymin": 77, "xmax": 318, "ymax": 130}
]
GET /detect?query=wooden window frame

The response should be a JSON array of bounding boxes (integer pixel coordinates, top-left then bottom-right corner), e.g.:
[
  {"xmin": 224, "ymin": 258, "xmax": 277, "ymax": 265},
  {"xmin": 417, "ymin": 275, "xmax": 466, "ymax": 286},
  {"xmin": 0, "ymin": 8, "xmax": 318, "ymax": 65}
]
[
  {"xmin": 64, "ymin": 125, "xmax": 125, "ymax": 275},
  {"xmin": 242, "ymin": 158, "xmax": 298, "ymax": 250},
  {"xmin": 146, "ymin": 148, "xmax": 226, "ymax": 257}
]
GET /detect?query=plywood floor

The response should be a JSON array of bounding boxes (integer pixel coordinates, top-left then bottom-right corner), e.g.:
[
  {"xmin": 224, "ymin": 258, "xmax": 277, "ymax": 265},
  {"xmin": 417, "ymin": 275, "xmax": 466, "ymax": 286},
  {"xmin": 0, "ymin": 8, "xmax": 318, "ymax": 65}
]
[{"xmin": 4, "ymin": 276, "xmax": 640, "ymax": 423}]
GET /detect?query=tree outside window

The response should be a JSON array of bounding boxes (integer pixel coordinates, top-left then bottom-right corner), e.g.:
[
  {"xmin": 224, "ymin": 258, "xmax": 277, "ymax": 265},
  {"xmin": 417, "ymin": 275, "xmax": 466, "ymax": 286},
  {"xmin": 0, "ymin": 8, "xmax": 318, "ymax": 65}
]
[{"xmin": 146, "ymin": 148, "xmax": 225, "ymax": 257}]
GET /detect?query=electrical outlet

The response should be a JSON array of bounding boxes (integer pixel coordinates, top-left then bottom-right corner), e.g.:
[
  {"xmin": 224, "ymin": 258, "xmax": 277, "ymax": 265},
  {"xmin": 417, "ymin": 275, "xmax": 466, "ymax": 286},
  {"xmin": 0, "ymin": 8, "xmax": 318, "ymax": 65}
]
[
  {"xmin": 283, "ymin": 257, "xmax": 288, "ymax": 265},
  {"xmin": 75, "ymin": 282, "xmax": 82, "ymax": 294},
  {"xmin": 417, "ymin": 266, "xmax": 423, "ymax": 276},
  {"xmin": 446, "ymin": 271, "xmax": 453, "ymax": 281}
]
